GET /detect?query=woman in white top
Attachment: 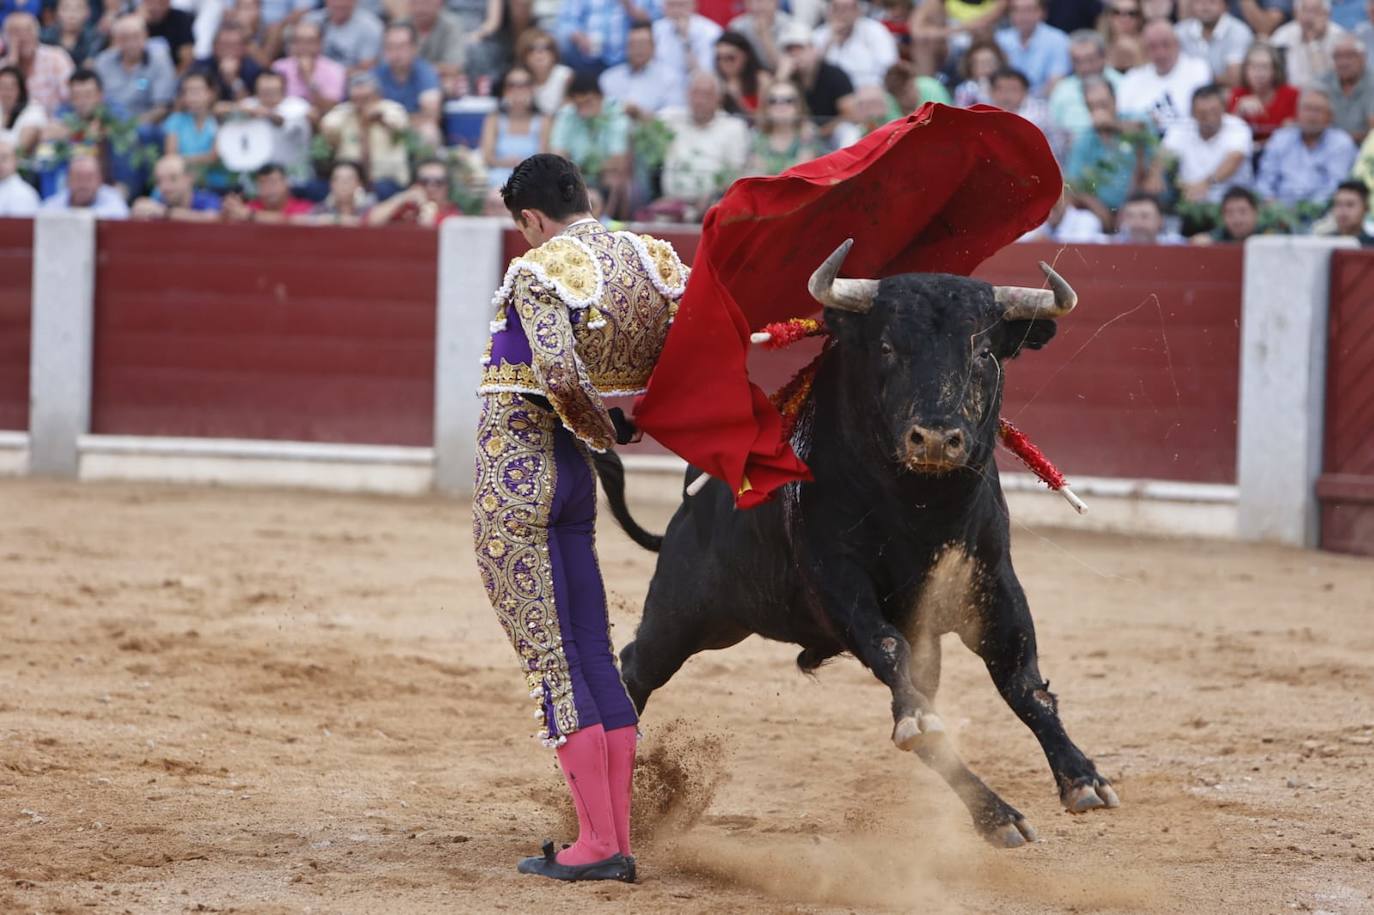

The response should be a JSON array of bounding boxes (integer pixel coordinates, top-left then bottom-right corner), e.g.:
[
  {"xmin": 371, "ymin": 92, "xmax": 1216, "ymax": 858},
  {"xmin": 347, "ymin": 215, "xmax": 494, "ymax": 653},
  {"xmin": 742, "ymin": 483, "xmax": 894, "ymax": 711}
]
[
  {"xmin": 0, "ymin": 66, "xmax": 47, "ymax": 156},
  {"xmin": 517, "ymin": 28, "xmax": 572, "ymax": 115},
  {"xmin": 480, "ymin": 66, "xmax": 551, "ymax": 188}
]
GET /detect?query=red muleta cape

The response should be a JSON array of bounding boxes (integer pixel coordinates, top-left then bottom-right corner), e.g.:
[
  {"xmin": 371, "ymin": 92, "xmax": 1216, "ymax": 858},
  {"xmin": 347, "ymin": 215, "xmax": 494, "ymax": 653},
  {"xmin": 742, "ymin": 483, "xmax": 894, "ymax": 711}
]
[{"xmin": 634, "ymin": 103, "xmax": 1062, "ymax": 509}]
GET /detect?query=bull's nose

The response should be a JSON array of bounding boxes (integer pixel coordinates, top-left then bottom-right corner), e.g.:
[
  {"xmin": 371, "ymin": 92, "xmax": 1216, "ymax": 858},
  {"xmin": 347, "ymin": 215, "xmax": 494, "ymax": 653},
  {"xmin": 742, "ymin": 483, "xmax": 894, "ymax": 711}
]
[{"xmin": 907, "ymin": 425, "xmax": 968, "ymax": 465}]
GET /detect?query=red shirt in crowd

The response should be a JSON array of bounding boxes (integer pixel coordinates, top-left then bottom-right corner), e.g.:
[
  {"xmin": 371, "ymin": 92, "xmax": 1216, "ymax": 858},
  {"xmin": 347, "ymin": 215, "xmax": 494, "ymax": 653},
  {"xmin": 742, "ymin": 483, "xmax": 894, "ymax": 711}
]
[
  {"xmin": 1227, "ymin": 84, "xmax": 1300, "ymax": 143},
  {"xmin": 248, "ymin": 197, "xmax": 315, "ymax": 217}
]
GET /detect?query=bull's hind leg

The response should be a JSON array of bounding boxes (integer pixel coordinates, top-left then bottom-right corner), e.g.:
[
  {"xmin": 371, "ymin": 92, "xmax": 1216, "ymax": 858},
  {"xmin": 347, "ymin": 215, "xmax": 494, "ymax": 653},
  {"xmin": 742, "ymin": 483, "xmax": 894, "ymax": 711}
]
[
  {"xmin": 619, "ymin": 593, "xmax": 748, "ymax": 714},
  {"xmin": 971, "ymin": 571, "xmax": 1120, "ymax": 815},
  {"xmin": 907, "ymin": 631, "xmax": 1039, "ymax": 848}
]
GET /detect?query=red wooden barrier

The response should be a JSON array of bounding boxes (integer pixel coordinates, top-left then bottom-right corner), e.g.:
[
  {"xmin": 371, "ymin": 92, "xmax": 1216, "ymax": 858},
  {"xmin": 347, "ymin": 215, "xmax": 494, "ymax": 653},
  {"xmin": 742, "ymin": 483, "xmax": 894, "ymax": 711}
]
[
  {"xmin": 1318, "ymin": 250, "xmax": 1374, "ymax": 556},
  {"xmin": 90, "ymin": 222, "xmax": 438, "ymax": 446},
  {"xmin": 978, "ymin": 243, "xmax": 1242, "ymax": 485},
  {"xmin": 0, "ymin": 218, "xmax": 33, "ymax": 432}
]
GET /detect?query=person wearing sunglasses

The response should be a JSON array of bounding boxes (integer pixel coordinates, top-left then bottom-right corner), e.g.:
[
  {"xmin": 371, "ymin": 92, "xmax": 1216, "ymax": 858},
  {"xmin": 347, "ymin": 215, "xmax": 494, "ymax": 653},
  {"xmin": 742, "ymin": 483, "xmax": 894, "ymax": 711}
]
[
  {"xmin": 481, "ymin": 66, "xmax": 552, "ymax": 188},
  {"xmin": 747, "ymin": 82, "xmax": 820, "ymax": 173},
  {"xmin": 714, "ymin": 29, "xmax": 770, "ymax": 115},
  {"xmin": 364, "ymin": 156, "xmax": 459, "ymax": 224}
]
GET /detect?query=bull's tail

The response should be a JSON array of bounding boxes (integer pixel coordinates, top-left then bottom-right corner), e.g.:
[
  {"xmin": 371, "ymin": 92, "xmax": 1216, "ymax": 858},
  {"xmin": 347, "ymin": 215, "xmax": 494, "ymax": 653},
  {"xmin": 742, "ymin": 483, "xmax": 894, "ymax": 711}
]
[{"xmin": 591, "ymin": 451, "xmax": 663, "ymax": 553}]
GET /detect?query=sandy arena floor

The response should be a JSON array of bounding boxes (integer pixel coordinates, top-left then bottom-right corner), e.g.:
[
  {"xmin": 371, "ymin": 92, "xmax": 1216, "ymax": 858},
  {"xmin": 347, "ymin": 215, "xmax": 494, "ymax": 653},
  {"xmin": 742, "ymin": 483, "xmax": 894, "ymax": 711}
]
[{"xmin": 1, "ymin": 478, "xmax": 1372, "ymax": 914}]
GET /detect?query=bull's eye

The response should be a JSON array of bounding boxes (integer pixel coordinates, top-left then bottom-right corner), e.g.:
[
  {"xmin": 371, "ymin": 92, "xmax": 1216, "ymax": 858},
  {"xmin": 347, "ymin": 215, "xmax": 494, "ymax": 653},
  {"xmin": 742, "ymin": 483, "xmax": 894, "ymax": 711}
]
[{"xmin": 979, "ymin": 348, "xmax": 995, "ymax": 361}]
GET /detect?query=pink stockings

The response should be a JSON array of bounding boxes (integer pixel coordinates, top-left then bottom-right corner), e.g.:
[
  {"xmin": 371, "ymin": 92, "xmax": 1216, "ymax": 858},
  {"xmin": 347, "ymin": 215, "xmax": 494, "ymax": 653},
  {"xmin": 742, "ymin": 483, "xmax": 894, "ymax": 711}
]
[{"xmin": 554, "ymin": 723, "xmax": 637, "ymax": 865}]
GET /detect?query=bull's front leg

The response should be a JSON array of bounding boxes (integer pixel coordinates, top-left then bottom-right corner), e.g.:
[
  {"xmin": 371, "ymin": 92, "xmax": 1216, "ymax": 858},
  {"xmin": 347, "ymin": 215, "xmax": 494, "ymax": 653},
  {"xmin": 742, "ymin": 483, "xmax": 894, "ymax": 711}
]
[
  {"xmin": 807, "ymin": 555, "xmax": 938, "ymax": 750},
  {"xmin": 970, "ymin": 567, "xmax": 1121, "ymax": 815}
]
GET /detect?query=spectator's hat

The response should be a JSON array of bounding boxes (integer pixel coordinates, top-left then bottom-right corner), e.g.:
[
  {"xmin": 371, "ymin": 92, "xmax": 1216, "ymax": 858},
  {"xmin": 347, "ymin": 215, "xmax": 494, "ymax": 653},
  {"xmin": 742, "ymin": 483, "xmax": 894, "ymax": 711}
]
[{"xmin": 779, "ymin": 22, "xmax": 812, "ymax": 49}]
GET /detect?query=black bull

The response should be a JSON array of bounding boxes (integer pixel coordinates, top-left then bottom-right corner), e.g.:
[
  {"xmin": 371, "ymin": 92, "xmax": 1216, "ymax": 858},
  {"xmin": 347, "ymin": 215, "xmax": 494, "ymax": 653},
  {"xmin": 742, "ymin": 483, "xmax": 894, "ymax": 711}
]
[{"xmin": 593, "ymin": 242, "xmax": 1119, "ymax": 846}]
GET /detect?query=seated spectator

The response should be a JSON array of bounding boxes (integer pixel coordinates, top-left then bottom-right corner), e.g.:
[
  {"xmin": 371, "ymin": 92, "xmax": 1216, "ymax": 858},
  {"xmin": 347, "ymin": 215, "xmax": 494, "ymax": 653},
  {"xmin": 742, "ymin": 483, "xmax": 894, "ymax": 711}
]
[
  {"xmin": 815, "ymin": 0, "xmax": 898, "ymax": 89},
  {"xmin": 884, "ymin": 59, "xmax": 951, "ymax": 111},
  {"xmin": 2, "ymin": 12, "xmax": 75, "ymax": 115},
  {"xmin": 0, "ymin": 64, "xmax": 46, "ymax": 155},
  {"xmin": 1356, "ymin": 0, "xmax": 1374, "ymax": 72},
  {"xmin": 1115, "ymin": 191, "xmax": 1184, "ymax": 242},
  {"xmin": 404, "ymin": 0, "xmax": 465, "ymax": 84},
  {"xmin": 1227, "ymin": 42, "xmax": 1298, "ymax": 146},
  {"xmin": 729, "ymin": 0, "xmax": 794, "ymax": 71},
  {"xmin": 481, "ymin": 66, "xmax": 549, "ymax": 188},
  {"xmin": 374, "ymin": 23, "xmax": 440, "ymax": 145},
  {"xmin": 164, "ymin": 72, "xmax": 227, "ymax": 188},
  {"xmin": 776, "ymin": 21, "xmax": 854, "ymax": 136},
  {"xmin": 988, "ymin": 66, "xmax": 1051, "ymax": 134},
  {"xmin": 658, "ymin": 72, "xmax": 750, "ymax": 211},
  {"xmin": 1100, "ymin": 0, "xmax": 1145, "ymax": 47},
  {"xmin": 193, "ymin": 22, "xmax": 263, "ymax": 103},
  {"xmin": 140, "ymin": 0, "xmax": 198, "ymax": 73},
  {"xmin": 1271, "ymin": 0, "xmax": 1346, "ymax": 90},
  {"xmin": 553, "ymin": 0, "xmax": 658, "ymax": 72},
  {"xmin": 1021, "ymin": 186, "xmax": 1110, "ymax": 242},
  {"xmin": 1231, "ymin": 0, "xmax": 1296, "ymax": 38},
  {"xmin": 550, "ymin": 71, "xmax": 631, "ymax": 216},
  {"xmin": 307, "ymin": 0, "xmax": 384, "ymax": 71},
  {"xmin": 1117, "ymin": 18, "xmax": 1211, "ymax": 133},
  {"xmin": 910, "ymin": 0, "xmax": 1007, "ymax": 77},
  {"xmin": 1174, "ymin": 0, "xmax": 1252, "ymax": 86},
  {"xmin": 303, "ymin": 159, "xmax": 374, "ymax": 224},
  {"xmin": 1066, "ymin": 76, "xmax": 1159, "ymax": 228},
  {"xmin": 1108, "ymin": 33, "xmax": 1145, "ymax": 73},
  {"xmin": 94, "ymin": 15, "xmax": 176, "ymax": 123},
  {"xmin": 1163, "ymin": 83, "xmax": 1253, "ymax": 205},
  {"xmin": 1256, "ymin": 87, "xmax": 1359, "ymax": 207},
  {"xmin": 42, "ymin": 68, "xmax": 150, "ymax": 194},
  {"xmin": 1323, "ymin": 177, "xmax": 1374, "ymax": 243},
  {"xmin": 226, "ymin": 69, "xmax": 313, "ymax": 184},
  {"xmin": 272, "ymin": 21, "xmax": 347, "ymax": 112},
  {"xmin": 746, "ymin": 80, "xmax": 821, "ymax": 174},
  {"xmin": 653, "ymin": 0, "xmax": 724, "ymax": 80},
  {"xmin": 832, "ymin": 82, "xmax": 896, "ymax": 145},
  {"xmin": 233, "ymin": 0, "xmax": 288, "ymax": 68},
  {"xmin": 320, "ymin": 72, "xmax": 411, "ymax": 198},
  {"xmin": 130, "ymin": 153, "xmax": 222, "ymax": 219},
  {"xmin": 994, "ymin": 0, "xmax": 1070, "ymax": 97},
  {"xmin": 365, "ymin": 157, "xmax": 458, "ymax": 225},
  {"xmin": 1325, "ymin": 34, "xmax": 1374, "ymax": 144},
  {"xmin": 952, "ymin": 37, "xmax": 1006, "ymax": 107},
  {"xmin": 1048, "ymin": 29, "xmax": 1121, "ymax": 137},
  {"xmin": 714, "ymin": 30, "xmax": 770, "ymax": 118},
  {"xmin": 40, "ymin": 0, "xmax": 105, "ymax": 69},
  {"xmin": 223, "ymin": 161, "xmax": 313, "ymax": 220},
  {"xmin": 599, "ymin": 23, "xmax": 685, "ymax": 119},
  {"xmin": 517, "ymin": 28, "xmax": 571, "ymax": 116},
  {"xmin": 42, "ymin": 151, "xmax": 129, "ymax": 217},
  {"xmin": 0, "ymin": 136, "xmax": 40, "ymax": 216},
  {"xmin": 1192, "ymin": 184, "xmax": 1262, "ymax": 243}
]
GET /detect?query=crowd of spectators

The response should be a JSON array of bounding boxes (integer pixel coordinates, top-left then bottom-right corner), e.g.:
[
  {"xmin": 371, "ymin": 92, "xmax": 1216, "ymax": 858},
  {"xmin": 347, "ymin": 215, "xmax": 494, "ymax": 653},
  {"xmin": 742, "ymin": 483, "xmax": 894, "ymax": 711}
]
[{"xmin": 1, "ymin": 0, "xmax": 1374, "ymax": 244}]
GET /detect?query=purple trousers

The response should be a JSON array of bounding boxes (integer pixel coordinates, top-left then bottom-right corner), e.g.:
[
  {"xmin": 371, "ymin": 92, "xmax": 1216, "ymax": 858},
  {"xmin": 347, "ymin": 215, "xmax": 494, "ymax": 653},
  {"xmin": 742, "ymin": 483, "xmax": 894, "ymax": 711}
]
[{"xmin": 473, "ymin": 392, "xmax": 638, "ymax": 745}]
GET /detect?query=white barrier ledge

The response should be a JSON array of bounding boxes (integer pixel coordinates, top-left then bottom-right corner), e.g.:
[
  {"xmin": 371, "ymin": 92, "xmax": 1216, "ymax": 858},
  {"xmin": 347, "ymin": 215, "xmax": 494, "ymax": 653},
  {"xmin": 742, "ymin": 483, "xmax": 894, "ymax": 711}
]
[
  {"xmin": 618, "ymin": 454, "xmax": 1238, "ymax": 539},
  {"xmin": 0, "ymin": 431, "xmax": 30, "ymax": 476},
  {"xmin": 77, "ymin": 435, "xmax": 435, "ymax": 495}
]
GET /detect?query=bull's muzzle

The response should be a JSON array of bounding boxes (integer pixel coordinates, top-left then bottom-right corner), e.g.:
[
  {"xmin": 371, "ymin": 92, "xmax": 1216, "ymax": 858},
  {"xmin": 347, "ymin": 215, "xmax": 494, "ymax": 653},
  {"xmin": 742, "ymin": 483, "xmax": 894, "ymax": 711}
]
[{"xmin": 904, "ymin": 424, "xmax": 969, "ymax": 471}]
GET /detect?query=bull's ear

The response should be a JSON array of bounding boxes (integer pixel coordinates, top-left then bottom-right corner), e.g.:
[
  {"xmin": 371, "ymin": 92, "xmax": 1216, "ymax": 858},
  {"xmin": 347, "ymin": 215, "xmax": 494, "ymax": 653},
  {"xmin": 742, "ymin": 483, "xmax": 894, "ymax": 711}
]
[{"xmin": 996, "ymin": 319, "xmax": 1057, "ymax": 359}]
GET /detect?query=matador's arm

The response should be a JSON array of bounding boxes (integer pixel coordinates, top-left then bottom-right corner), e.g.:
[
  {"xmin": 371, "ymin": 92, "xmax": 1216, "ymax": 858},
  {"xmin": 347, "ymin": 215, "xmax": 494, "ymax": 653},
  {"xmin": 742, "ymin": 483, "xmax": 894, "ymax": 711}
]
[{"xmin": 511, "ymin": 269, "xmax": 617, "ymax": 452}]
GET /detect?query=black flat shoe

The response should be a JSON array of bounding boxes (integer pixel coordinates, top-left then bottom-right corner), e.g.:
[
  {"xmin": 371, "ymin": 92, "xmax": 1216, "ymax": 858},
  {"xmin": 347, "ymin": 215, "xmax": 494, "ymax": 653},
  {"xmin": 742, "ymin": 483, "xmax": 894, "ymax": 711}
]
[{"xmin": 516, "ymin": 840, "xmax": 635, "ymax": 883}]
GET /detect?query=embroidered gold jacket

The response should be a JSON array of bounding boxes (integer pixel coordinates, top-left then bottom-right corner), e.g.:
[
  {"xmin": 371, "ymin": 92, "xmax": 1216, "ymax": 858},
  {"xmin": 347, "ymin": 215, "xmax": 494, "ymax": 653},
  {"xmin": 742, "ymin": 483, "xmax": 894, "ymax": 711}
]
[{"xmin": 477, "ymin": 220, "xmax": 689, "ymax": 452}]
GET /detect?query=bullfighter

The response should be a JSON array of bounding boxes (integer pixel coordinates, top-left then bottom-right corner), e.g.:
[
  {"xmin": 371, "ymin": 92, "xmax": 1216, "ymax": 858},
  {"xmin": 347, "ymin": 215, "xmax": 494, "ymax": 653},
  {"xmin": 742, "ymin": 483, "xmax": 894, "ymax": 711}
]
[{"xmin": 471, "ymin": 153, "xmax": 687, "ymax": 883}]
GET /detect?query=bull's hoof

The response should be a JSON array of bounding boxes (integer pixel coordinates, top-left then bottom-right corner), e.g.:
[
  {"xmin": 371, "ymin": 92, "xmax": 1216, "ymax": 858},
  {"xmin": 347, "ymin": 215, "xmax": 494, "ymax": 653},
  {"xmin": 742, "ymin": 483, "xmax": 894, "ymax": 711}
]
[
  {"xmin": 891, "ymin": 713, "xmax": 944, "ymax": 751},
  {"xmin": 1061, "ymin": 778, "xmax": 1121, "ymax": 814},
  {"xmin": 985, "ymin": 817, "xmax": 1039, "ymax": 849}
]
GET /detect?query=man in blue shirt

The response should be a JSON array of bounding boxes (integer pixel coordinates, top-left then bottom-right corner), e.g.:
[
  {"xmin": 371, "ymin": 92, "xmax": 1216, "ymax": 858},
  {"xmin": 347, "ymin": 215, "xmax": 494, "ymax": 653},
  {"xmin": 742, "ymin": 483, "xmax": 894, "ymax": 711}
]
[
  {"xmin": 131, "ymin": 153, "xmax": 222, "ymax": 220},
  {"xmin": 374, "ymin": 23, "xmax": 440, "ymax": 144},
  {"xmin": 598, "ymin": 22, "xmax": 684, "ymax": 117},
  {"xmin": 996, "ymin": 0, "xmax": 1071, "ymax": 97},
  {"xmin": 554, "ymin": 0, "xmax": 660, "ymax": 73},
  {"xmin": 1256, "ymin": 87, "xmax": 1359, "ymax": 208}
]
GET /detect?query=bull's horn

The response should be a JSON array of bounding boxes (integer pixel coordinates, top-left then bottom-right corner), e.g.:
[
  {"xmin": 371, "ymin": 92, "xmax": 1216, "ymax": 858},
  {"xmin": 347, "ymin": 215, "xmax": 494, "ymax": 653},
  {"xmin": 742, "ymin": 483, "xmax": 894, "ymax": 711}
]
[
  {"xmin": 808, "ymin": 239, "xmax": 879, "ymax": 314},
  {"xmin": 994, "ymin": 261, "xmax": 1078, "ymax": 320}
]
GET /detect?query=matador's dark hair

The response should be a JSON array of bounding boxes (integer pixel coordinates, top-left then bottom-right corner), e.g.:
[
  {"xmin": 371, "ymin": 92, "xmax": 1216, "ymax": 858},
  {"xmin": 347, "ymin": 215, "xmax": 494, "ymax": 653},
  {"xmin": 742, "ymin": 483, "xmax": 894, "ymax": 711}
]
[{"xmin": 500, "ymin": 153, "xmax": 591, "ymax": 221}]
